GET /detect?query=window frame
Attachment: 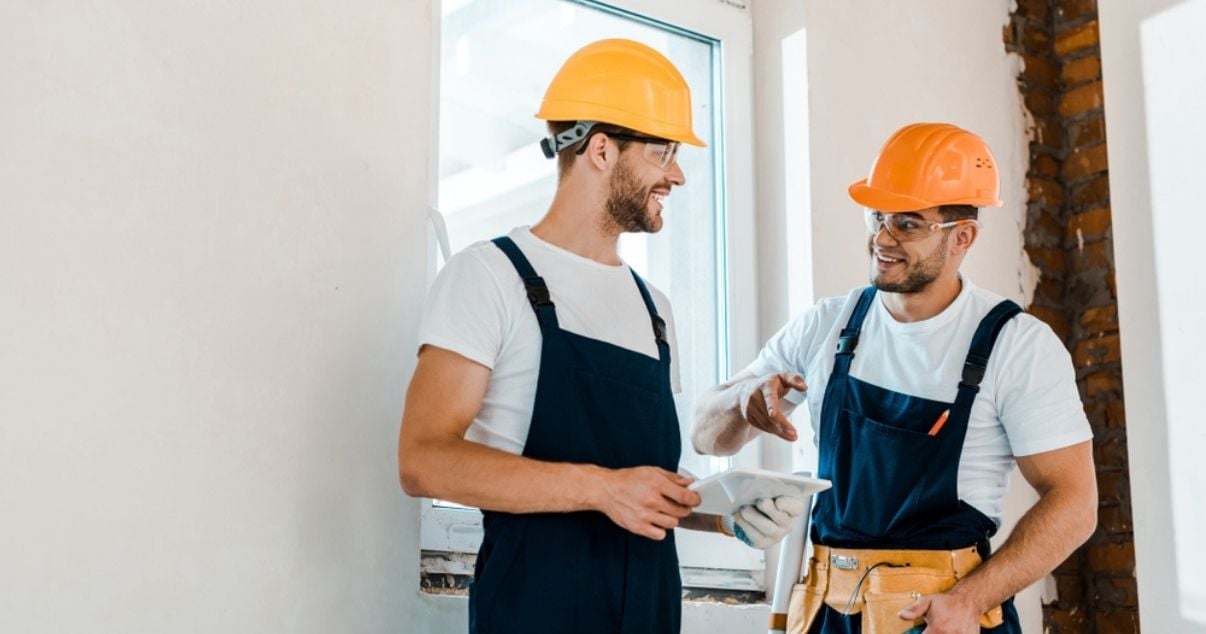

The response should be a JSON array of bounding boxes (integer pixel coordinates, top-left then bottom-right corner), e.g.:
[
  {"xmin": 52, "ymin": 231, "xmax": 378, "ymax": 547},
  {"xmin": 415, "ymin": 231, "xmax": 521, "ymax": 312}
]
[{"xmin": 421, "ymin": 0, "xmax": 764, "ymax": 591}]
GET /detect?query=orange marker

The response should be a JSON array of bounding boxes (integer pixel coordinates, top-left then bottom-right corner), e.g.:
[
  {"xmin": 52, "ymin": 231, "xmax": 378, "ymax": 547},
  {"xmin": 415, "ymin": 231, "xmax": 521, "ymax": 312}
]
[{"xmin": 927, "ymin": 409, "xmax": 951, "ymax": 436}]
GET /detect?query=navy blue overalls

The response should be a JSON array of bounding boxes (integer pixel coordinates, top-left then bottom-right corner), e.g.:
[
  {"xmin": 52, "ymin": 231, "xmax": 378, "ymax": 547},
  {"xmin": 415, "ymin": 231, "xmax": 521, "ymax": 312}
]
[
  {"xmin": 807, "ymin": 286, "xmax": 1024, "ymax": 633},
  {"xmin": 469, "ymin": 237, "xmax": 682, "ymax": 634}
]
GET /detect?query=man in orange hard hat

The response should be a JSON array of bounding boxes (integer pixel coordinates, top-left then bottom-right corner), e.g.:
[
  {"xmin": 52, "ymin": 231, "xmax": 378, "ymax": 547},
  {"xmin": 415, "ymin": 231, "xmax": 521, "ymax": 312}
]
[
  {"xmin": 693, "ymin": 123, "xmax": 1096, "ymax": 633},
  {"xmin": 399, "ymin": 39, "xmax": 804, "ymax": 634}
]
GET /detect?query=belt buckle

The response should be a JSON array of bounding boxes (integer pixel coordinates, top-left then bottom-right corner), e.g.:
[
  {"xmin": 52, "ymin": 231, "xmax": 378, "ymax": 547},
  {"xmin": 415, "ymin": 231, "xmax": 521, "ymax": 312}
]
[{"xmin": 831, "ymin": 554, "xmax": 859, "ymax": 570}]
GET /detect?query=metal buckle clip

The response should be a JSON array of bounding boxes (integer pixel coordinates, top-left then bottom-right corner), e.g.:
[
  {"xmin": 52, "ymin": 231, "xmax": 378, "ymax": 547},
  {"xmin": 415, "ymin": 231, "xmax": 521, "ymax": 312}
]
[{"xmin": 831, "ymin": 554, "xmax": 859, "ymax": 570}]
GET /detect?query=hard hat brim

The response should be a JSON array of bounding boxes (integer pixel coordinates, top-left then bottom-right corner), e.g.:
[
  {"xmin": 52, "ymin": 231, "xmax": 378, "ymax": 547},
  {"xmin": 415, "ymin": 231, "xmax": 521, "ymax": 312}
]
[{"xmin": 849, "ymin": 179, "xmax": 1004, "ymax": 212}]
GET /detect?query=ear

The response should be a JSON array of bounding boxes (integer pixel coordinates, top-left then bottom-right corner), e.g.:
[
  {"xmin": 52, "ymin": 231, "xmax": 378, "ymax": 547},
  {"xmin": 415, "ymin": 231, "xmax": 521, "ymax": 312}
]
[
  {"xmin": 950, "ymin": 221, "xmax": 979, "ymax": 255},
  {"xmin": 584, "ymin": 132, "xmax": 614, "ymax": 172}
]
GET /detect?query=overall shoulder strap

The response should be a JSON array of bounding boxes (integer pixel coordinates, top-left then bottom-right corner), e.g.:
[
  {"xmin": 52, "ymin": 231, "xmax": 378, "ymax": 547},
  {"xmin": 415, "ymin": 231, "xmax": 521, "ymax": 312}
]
[
  {"xmin": 948, "ymin": 299, "xmax": 1024, "ymax": 417},
  {"xmin": 491, "ymin": 236, "xmax": 559, "ymax": 331},
  {"xmin": 836, "ymin": 286, "xmax": 878, "ymax": 357},
  {"xmin": 959, "ymin": 299, "xmax": 1024, "ymax": 393},
  {"xmin": 830, "ymin": 286, "xmax": 877, "ymax": 379},
  {"xmin": 629, "ymin": 269, "xmax": 670, "ymax": 363}
]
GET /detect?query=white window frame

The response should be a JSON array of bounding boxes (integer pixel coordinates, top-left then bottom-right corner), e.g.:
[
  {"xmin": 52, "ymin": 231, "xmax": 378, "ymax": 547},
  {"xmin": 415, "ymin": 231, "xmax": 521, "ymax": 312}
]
[{"xmin": 421, "ymin": 0, "xmax": 765, "ymax": 591}]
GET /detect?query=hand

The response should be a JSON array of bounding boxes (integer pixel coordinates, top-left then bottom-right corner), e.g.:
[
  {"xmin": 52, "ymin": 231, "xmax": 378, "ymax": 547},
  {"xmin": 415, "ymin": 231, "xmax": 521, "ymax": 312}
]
[
  {"xmin": 595, "ymin": 466, "xmax": 701, "ymax": 541},
  {"xmin": 898, "ymin": 592, "xmax": 981, "ymax": 634},
  {"xmin": 725, "ymin": 496, "xmax": 806, "ymax": 549},
  {"xmin": 740, "ymin": 372, "xmax": 806, "ymax": 441}
]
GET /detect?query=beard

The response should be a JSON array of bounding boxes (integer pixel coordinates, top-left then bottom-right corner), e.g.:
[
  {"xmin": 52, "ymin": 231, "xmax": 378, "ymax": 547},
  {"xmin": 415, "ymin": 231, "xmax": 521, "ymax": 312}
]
[
  {"xmin": 604, "ymin": 159, "xmax": 661, "ymax": 233},
  {"xmin": 868, "ymin": 232, "xmax": 949, "ymax": 294}
]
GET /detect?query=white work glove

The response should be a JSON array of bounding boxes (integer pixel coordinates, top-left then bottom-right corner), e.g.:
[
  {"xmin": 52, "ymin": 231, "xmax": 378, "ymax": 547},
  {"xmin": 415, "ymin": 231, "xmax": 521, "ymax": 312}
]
[{"xmin": 721, "ymin": 496, "xmax": 806, "ymax": 549}]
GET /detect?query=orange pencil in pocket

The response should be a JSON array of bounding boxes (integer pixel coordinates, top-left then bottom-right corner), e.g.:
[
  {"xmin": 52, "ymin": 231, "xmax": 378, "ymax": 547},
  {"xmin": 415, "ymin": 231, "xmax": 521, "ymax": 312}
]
[{"xmin": 927, "ymin": 409, "xmax": 951, "ymax": 436}]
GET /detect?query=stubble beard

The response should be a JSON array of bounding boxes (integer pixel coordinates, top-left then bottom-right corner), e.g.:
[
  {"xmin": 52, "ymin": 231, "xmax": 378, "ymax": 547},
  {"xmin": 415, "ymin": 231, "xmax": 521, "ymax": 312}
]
[
  {"xmin": 868, "ymin": 232, "xmax": 949, "ymax": 294},
  {"xmin": 604, "ymin": 159, "xmax": 661, "ymax": 234}
]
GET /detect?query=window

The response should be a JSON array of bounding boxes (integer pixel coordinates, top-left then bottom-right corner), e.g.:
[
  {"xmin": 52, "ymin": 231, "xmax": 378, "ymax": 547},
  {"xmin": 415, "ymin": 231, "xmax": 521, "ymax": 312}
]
[{"xmin": 423, "ymin": 0, "xmax": 762, "ymax": 591}]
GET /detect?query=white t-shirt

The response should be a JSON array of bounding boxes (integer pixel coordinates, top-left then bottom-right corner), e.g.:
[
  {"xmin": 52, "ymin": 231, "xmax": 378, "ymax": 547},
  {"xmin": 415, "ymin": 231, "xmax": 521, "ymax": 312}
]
[
  {"xmin": 746, "ymin": 280, "xmax": 1092, "ymax": 525},
  {"xmin": 417, "ymin": 226, "xmax": 681, "ymax": 455}
]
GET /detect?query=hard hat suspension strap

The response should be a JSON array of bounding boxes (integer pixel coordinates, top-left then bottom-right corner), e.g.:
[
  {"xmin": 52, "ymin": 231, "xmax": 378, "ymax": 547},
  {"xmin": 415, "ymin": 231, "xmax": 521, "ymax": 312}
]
[{"xmin": 539, "ymin": 120, "xmax": 598, "ymax": 159}]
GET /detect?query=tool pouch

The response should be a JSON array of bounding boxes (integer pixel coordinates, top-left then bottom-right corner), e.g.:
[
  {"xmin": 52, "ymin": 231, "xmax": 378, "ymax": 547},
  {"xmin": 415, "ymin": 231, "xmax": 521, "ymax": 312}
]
[
  {"xmin": 786, "ymin": 549, "xmax": 1005, "ymax": 634},
  {"xmin": 862, "ymin": 566, "xmax": 949, "ymax": 633},
  {"xmin": 785, "ymin": 556, "xmax": 828, "ymax": 634},
  {"xmin": 861, "ymin": 565, "xmax": 1005, "ymax": 633}
]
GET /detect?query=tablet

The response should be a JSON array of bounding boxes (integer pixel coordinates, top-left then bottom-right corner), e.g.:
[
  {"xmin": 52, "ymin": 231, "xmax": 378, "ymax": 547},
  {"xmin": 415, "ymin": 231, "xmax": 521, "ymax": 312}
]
[{"xmin": 688, "ymin": 468, "xmax": 831, "ymax": 516}]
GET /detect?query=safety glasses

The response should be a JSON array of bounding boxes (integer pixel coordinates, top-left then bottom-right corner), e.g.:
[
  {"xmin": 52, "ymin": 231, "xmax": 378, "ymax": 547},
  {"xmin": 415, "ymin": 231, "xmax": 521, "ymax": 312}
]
[
  {"xmin": 541, "ymin": 121, "xmax": 681, "ymax": 169},
  {"xmin": 599, "ymin": 132, "xmax": 681, "ymax": 169},
  {"xmin": 865, "ymin": 211, "xmax": 980, "ymax": 242}
]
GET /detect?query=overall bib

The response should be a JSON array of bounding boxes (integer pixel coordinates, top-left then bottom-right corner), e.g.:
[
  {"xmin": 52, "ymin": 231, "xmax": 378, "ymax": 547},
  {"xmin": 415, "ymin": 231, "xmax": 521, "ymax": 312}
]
[
  {"xmin": 469, "ymin": 237, "xmax": 682, "ymax": 634},
  {"xmin": 807, "ymin": 286, "xmax": 1023, "ymax": 633}
]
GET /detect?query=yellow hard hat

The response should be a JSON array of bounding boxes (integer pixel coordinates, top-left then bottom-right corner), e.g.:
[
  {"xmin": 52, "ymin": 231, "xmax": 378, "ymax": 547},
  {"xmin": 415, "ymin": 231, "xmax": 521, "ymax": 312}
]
[
  {"xmin": 536, "ymin": 38, "xmax": 706, "ymax": 153},
  {"xmin": 849, "ymin": 123, "xmax": 1003, "ymax": 212}
]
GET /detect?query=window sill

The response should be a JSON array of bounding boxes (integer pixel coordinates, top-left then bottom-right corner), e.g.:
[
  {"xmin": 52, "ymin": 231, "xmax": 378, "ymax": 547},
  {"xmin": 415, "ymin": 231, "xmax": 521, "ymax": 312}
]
[{"xmin": 419, "ymin": 550, "xmax": 767, "ymax": 605}]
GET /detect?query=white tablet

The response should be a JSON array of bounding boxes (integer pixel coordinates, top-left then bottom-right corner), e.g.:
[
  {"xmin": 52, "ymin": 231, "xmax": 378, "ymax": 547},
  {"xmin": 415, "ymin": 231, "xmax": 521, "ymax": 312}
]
[{"xmin": 688, "ymin": 468, "xmax": 831, "ymax": 516}]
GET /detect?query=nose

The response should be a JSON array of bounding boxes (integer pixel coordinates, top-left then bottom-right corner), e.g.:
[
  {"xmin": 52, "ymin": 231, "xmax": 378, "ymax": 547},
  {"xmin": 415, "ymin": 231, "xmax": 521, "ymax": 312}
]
[
  {"xmin": 666, "ymin": 161, "xmax": 686, "ymax": 186},
  {"xmin": 872, "ymin": 222, "xmax": 900, "ymax": 247}
]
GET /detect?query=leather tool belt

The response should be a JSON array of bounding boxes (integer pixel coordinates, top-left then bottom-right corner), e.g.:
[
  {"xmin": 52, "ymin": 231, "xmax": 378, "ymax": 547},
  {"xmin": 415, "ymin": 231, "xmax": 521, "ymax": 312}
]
[{"xmin": 785, "ymin": 545, "xmax": 1005, "ymax": 634}]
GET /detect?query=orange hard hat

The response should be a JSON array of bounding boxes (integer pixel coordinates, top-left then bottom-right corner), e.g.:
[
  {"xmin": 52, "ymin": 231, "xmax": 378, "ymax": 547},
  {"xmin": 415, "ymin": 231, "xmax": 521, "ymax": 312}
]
[
  {"xmin": 849, "ymin": 123, "xmax": 1003, "ymax": 212},
  {"xmin": 536, "ymin": 38, "xmax": 705, "ymax": 148}
]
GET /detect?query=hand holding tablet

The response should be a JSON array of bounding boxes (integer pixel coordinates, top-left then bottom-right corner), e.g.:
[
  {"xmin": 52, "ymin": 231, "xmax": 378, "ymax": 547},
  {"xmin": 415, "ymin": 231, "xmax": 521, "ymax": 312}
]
[{"xmin": 687, "ymin": 468, "xmax": 831, "ymax": 516}]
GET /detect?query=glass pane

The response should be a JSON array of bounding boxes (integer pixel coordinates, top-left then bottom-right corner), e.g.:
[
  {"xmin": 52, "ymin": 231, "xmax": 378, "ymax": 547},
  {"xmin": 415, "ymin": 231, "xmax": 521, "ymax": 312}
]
[{"xmin": 438, "ymin": 0, "xmax": 728, "ymax": 479}]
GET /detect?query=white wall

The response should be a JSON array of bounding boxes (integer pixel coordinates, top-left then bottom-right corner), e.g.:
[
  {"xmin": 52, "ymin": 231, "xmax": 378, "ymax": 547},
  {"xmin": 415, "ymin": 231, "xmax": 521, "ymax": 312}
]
[
  {"xmin": 1099, "ymin": 0, "xmax": 1206, "ymax": 631},
  {"xmin": 800, "ymin": 0, "xmax": 1028, "ymax": 302},
  {"xmin": 753, "ymin": 0, "xmax": 811, "ymax": 341},
  {"xmin": 750, "ymin": 0, "xmax": 812, "ymax": 615},
  {"xmin": 752, "ymin": 1, "xmax": 1043, "ymax": 632},
  {"xmin": 0, "ymin": 2, "xmax": 436, "ymax": 632}
]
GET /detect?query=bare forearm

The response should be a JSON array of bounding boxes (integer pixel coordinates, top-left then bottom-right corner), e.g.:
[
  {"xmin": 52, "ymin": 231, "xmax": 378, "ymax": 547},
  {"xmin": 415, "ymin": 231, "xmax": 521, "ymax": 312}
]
[
  {"xmin": 691, "ymin": 378, "xmax": 760, "ymax": 456},
  {"xmin": 400, "ymin": 436, "xmax": 605, "ymax": 514},
  {"xmin": 948, "ymin": 487, "xmax": 1097, "ymax": 613}
]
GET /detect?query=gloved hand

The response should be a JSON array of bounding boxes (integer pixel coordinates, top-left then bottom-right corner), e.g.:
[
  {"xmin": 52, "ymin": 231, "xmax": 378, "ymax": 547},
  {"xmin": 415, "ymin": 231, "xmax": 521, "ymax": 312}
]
[{"xmin": 721, "ymin": 496, "xmax": 806, "ymax": 549}]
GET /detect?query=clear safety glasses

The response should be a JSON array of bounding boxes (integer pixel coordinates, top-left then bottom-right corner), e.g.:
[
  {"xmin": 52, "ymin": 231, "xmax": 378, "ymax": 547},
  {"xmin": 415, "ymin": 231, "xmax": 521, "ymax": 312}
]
[
  {"xmin": 602, "ymin": 132, "xmax": 681, "ymax": 169},
  {"xmin": 540, "ymin": 121, "xmax": 681, "ymax": 170},
  {"xmin": 865, "ymin": 211, "xmax": 981, "ymax": 242}
]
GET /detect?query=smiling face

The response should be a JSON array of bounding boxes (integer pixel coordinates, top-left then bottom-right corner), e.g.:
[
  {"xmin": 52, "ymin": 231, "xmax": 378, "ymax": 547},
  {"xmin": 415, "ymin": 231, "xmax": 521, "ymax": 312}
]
[
  {"xmin": 603, "ymin": 142, "xmax": 684, "ymax": 234},
  {"xmin": 866, "ymin": 208, "xmax": 954, "ymax": 294}
]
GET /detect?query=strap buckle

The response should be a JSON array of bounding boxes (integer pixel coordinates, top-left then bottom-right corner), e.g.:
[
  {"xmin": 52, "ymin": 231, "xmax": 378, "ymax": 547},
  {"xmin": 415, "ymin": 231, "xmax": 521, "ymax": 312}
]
[
  {"xmin": 836, "ymin": 335, "xmax": 859, "ymax": 355},
  {"xmin": 523, "ymin": 276, "xmax": 553, "ymax": 307},
  {"xmin": 831, "ymin": 554, "xmax": 859, "ymax": 570},
  {"xmin": 652, "ymin": 315, "xmax": 668, "ymax": 346},
  {"xmin": 961, "ymin": 353, "xmax": 988, "ymax": 388}
]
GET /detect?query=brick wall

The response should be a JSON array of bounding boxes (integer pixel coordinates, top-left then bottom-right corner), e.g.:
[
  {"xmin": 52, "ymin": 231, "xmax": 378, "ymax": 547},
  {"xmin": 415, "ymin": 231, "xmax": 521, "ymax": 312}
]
[{"xmin": 1005, "ymin": 0, "xmax": 1138, "ymax": 631}]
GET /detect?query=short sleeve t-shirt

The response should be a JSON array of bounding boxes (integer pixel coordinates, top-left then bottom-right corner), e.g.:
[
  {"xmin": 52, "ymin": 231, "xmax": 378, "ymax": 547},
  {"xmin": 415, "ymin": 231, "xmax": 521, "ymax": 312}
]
[
  {"xmin": 746, "ymin": 280, "xmax": 1092, "ymax": 525},
  {"xmin": 417, "ymin": 226, "xmax": 680, "ymax": 455}
]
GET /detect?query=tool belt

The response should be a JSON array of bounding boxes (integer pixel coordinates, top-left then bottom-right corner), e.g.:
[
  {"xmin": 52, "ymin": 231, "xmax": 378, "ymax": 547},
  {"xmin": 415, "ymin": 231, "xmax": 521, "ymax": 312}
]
[{"xmin": 785, "ymin": 545, "xmax": 1005, "ymax": 634}]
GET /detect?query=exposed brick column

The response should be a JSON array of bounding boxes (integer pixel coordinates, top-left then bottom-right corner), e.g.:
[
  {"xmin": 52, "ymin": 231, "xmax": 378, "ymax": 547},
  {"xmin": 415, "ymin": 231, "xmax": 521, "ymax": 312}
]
[
  {"xmin": 1006, "ymin": 0, "xmax": 1068, "ymax": 340},
  {"xmin": 1006, "ymin": 0, "xmax": 1139, "ymax": 632}
]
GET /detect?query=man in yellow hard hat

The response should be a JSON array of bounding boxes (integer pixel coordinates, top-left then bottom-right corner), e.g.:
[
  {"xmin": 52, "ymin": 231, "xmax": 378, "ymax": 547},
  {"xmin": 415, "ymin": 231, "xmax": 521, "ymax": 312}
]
[
  {"xmin": 399, "ymin": 39, "xmax": 804, "ymax": 633},
  {"xmin": 693, "ymin": 123, "xmax": 1097, "ymax": 633}
]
